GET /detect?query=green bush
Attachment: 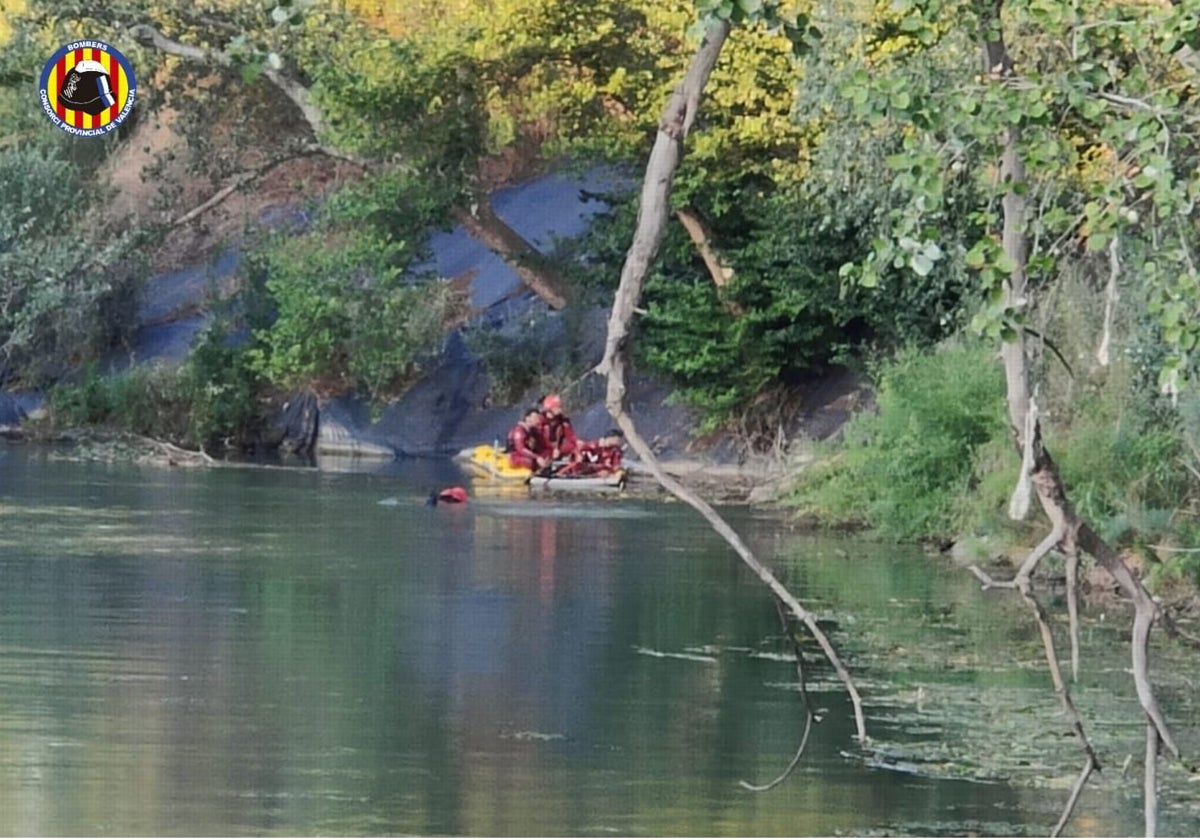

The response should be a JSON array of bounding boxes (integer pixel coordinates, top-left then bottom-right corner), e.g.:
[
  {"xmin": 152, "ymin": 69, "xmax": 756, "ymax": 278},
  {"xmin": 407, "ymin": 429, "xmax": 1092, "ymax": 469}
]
[
  {"xmin": 48, "ymin": 328, "xmax": 264, "ymax": 451},
  {"xmin": 793, "ymin": 339, "xmax": 1200, "ymax": 553},
  {"xmin": 1147, "ymin": 520, "xmax": 1200, "ymax": 593},
  {"xmin": 0, "ymin": 143, "xmax": 141, "ymax": 382},
  {"xmin": 792, "ymin": 344, "xmax": 1008, "ymax": 541},
  {"xmin": 1045, "ymin": 361, "xmax": 1191, "ymax": 547},
  {"xmin": 1054, "ymin": 419, "xmax": 1184, "ymax": 530},
  {"xmin": 49, "ymin": 364, "xmax": 194, "ymax": 443},
  {"xmin": 639, "ymin": 276, "xmax": 816, "ymax": 429},
  {"xmin": 244, "ymin": 229, "xmax": 464, "ymax": 404},
  {"xmin": 184, "ymin": 326, "xmax": 263, "ymax": 448},
  {"xmin": 236, "ymin": 168, "xmax": 466, "ymax": 406},
  {"xmin": 573, "ymin": 169, "xmax": 976, "ymax": 435},
  {"xmin": 464, "ymin": 312, "xmax": 570, "ymax": 405}
]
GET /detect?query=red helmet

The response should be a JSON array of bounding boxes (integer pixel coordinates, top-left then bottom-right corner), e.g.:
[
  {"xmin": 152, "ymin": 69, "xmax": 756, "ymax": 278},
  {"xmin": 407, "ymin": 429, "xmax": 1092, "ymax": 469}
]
[{"xmin": 436, "ymin": 486, "xmax": 468, "ymax": 504}]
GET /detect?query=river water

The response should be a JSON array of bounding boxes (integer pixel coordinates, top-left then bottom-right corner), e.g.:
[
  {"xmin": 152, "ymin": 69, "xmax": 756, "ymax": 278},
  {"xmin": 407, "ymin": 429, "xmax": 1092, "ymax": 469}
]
[{"xmin": 1, "ymin": 443, "xmax": 1197, "ymax": 836}]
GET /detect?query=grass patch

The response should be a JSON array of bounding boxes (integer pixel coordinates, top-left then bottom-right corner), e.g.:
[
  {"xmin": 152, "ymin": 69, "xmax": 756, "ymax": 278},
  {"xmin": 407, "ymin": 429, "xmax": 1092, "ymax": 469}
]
[
  {"xmin": 792, "ymin": 338, "xmax": 1200, "ymax": 603},
  {"xmin": 46, "ymin": 327, "xmax": 262, "ymax": 451},
  {"xmin": 791, "ymin": 343, "xmax": 1008, "ymax": 542}
]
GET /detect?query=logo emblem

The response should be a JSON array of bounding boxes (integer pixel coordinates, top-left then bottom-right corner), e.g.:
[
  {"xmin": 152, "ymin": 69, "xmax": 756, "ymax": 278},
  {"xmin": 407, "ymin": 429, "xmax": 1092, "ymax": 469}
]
[{"xmin": 40, "ymin": 41, "xmax": 137, "ymax": 136}]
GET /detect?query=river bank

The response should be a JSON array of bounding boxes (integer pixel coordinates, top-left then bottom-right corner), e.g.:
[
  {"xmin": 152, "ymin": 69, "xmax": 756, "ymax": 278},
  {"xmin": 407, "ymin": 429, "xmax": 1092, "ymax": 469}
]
[{"xmin": 2, "ymin": 426, "xmax": 790, "ymax": 506}]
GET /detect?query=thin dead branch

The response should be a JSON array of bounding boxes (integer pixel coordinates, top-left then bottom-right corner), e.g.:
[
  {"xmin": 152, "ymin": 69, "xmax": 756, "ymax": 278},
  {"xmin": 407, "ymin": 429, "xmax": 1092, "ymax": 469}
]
[
  {"xmin": 169, "ymin": 146, "xmax": 358, "ymax": 229},
  {"xmin": 1053, "ymin": 757, "xmax": 1099, "ymax": 838},
  {"xmin": 739, "ymin": 710, "xmax": 812, "ymax": 793},
  {"xmin": 740, "ymin": 600, "xmax": 816, "ymax": 792},
  {"xmin": 133, "ymin": 433, "xmax": 216, "ymax": 465}
]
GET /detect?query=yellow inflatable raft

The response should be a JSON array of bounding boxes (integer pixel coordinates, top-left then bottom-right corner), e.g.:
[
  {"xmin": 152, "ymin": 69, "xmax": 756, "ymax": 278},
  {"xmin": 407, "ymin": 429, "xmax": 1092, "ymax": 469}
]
[
  {"xmin": 458, "ymin": 444, "xmax": 533, "ymax": 481},
  {"xmin": 456, "ymin": 444, "xmax": 627, "ymax": 490}
]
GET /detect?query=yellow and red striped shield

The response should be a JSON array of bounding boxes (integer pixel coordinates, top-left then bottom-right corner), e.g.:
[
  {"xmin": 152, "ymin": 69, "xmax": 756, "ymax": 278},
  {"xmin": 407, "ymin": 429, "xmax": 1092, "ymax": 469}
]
[{"xmin": 39, "ymin": 41, "xmax": 137, "ymax": 136}]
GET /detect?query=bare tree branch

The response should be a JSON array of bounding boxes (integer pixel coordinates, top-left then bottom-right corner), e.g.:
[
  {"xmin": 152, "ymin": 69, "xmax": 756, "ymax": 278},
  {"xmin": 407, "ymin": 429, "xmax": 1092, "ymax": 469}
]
[
  {"xmin": 675, "ymin": 207, "xmax": 743, "ymax": 316},
  {"xmin": 1065, "ymin": 542, "xmax": 1082, "ymax": 682},
  {"xmin": 169, "ymin": 146, "xmax": 361, "ymax": 229},
  {"xmin": 598, "ymin": 18, "xmax": 868, "ymax": 748},
  {"xmin": 1017, "ymin": 576, "xmax": 1102, "ymax": 769},
  {"xmin": 128, "ymin": 22, "xmax": 371, "ymax": 169},
  {"xmin": 1077, "ymin": 523, "xmax": 1180, "ymax": 759},
  {"xmin": 1053, "ymin": 757, "xmax": 1099, "ymax": 838},
  {"xmin": 740, "ymin": 599, "xmax": 816, "ymax": 792},
  {"xmin": 263, "ymin": 67, "xmax": 327, "ymax": 136},
  {"xmin": 132, "ymin": 433, "xmax": 216, "ymax": 465},
  {"xmin": 740, "ymin": 710, "xmax": 813, "ymax": 793},
  {"xmin": 128, "ymin": 23, "xmax": 225, "ymax": 64},
  {"xmin": 1145, "ymin": 722, "xmax": 1159, "ymax": 838},
  {"xmin": 975, "ymin": 541, "xmax": 1104, "ymax": 801}
]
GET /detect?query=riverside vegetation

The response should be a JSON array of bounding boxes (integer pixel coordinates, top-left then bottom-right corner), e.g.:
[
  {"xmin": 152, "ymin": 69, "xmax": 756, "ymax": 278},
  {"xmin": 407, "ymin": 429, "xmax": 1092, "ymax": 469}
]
[
  {"xmin": 0, "ymin": 1, "xmax": 1196, "ymax": 571},
  {"xmin": 4, "ymin": 0, "xmax": 1200, "ymax": 831},
  {"xmin": 3, "ymin": 0, "xmax": 1196, "ymax": 594}
]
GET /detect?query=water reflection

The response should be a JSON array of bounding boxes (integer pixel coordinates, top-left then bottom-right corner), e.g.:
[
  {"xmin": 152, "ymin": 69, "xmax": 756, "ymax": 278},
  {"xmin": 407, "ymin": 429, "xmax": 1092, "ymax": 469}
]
[{"xmin": 1, "ymin": 445, "xmax": 1195, "ymax": 835}]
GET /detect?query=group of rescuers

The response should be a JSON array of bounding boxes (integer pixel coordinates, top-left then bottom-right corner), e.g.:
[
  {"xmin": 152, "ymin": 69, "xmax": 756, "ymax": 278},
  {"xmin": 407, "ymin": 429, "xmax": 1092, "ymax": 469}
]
[{"xmin": 505, "ymin": 393, "xmax": 625, "ymax": 478}]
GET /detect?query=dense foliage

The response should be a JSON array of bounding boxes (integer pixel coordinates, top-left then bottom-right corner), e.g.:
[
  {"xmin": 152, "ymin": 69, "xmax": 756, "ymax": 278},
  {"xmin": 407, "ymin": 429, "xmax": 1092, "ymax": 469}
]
[
  {"xmin": 794, "ymin": 344, "xmax": 1009, "ymax": 541},
  {"xmin": 0, "ymin": 0, "xmax": 1198, "ymax": 564},
  {"xmin": 0, "ymin": 111, "xmax": 142, "ymax": 384},
  {"xmin": 238, "ymin": 170, "xmax": 465, "ymax": 403},
  {"xmin": 243, "ymin": 229, "xmax": 464, "ymax": 403},
  {"xmin": 1, "ymin": 0, "xmax": 966, "ymax": 422}
]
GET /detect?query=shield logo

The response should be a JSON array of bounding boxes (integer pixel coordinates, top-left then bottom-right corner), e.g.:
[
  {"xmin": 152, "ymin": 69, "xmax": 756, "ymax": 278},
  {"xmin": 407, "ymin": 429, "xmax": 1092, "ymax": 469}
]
[{"xmin": 40, "ymin": 41, "xmax": 137, "ymax": 135}]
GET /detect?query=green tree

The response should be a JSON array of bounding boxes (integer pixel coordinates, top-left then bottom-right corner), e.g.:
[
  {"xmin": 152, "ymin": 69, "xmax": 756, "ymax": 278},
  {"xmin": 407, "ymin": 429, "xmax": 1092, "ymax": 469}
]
[
  {"xmin": 837, "ymin": 0, "xmax": 1199, "ymax": 830},
  {"xmin": 242, "ymin": 171, "xmax": 466, "ymax": 403},
  {"xmin": 0, "ymin": 141, "xmax": 142, "ymax": 384}
]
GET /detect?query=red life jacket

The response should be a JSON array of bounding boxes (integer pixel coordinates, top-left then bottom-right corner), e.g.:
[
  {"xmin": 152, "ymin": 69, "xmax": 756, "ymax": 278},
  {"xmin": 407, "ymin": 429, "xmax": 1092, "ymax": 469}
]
[
  {"xmin": 506, "ymin": 422, "xmax": 543, "ymax": 468},
  {"xmin": 558, "ymin": 440, "xmax": 622, "ymax": 476},
  {"xmin": 541, "ymin": 412, "xmax": 579, "ymax": 458}
]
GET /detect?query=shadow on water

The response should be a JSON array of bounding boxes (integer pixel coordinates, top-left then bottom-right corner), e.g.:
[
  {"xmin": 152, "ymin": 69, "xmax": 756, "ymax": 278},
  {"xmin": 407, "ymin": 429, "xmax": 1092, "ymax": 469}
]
[{"xmin": 0, "ymin": 443, "xmax": 1196, "ymax": 835}]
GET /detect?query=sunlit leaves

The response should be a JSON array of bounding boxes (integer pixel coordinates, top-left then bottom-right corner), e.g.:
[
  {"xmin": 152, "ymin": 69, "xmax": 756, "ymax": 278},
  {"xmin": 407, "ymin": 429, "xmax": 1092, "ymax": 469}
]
[
  {"xmin": 693, "ymin": 0, "xmax": 818, "ymax": 55},
  {"xmin": 826, "ymin": 0, "xmax": 1200, "ymax": 392}
]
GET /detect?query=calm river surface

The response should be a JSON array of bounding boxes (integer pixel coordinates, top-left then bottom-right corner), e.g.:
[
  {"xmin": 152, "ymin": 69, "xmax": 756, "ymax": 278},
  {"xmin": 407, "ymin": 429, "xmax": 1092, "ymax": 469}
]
[{"xmin": 2, "ymin": 443, "xmax": 1198, "ymax": 836}]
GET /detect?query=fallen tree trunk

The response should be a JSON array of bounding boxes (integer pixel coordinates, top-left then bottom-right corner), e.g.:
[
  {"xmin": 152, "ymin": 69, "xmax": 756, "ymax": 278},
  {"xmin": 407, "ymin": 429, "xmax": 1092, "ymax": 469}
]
[{"xmin": 451, "ymin": 199, "xmax": 570, "ymax": 310}]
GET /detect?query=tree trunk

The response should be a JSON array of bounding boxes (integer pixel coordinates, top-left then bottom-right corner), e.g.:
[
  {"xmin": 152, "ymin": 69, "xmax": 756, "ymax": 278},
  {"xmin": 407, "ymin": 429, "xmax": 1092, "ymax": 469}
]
[
  {"xmin": 675, "ymin": 207, "xmax": 743, "ymax": 315},
  {"xmin": 983, "ymin": 3, "xmax": 1178, "ymax": 833},
  {"xmin": 451, "ymin": 199, "xmax": 569, "ymax": 309},
  {"xmin": 999, "ymin": 124, "xmax": 1031, "ymax": 434},
  {"xmin": 596, "ymin": 18, "xmax": 868, "ymax": 747}
]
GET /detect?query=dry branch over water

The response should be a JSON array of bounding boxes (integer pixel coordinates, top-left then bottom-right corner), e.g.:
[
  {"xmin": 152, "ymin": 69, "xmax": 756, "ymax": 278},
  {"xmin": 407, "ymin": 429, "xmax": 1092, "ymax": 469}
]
[{"xmin": 596, "ymin": 16, "xmax": 868, "ymax": 752}]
